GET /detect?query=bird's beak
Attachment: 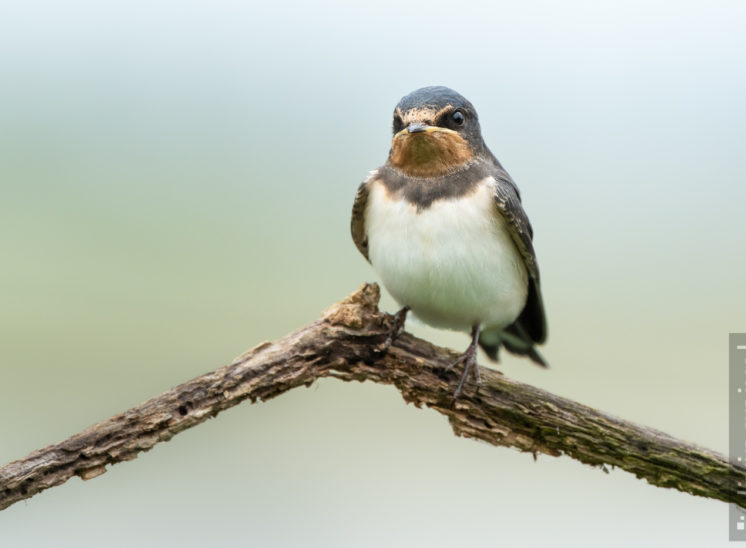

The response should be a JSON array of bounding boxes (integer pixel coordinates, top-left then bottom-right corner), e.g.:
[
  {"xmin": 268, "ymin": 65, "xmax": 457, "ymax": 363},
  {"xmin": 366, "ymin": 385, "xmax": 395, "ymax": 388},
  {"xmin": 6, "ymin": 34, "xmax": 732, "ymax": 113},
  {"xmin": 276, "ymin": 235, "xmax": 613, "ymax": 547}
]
[{"xmin": 394, "ymin": 123, "xmax": 458, "ymax": 139}]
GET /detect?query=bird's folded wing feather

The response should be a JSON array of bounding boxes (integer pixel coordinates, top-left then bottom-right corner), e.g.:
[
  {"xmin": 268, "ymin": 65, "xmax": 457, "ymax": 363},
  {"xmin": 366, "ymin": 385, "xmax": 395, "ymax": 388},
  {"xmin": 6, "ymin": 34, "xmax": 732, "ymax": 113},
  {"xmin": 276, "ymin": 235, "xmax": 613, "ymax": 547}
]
[
  {"xmin": 490, "ymin": 168, "xmax": 539, "ymax": 282},
  {"xmin": 351, "ymin": 171, "xmax": 376, "ymax": 262},
  {"xmin": 490, "ymin": 168, "xmax": 547, "ymax": 343}
]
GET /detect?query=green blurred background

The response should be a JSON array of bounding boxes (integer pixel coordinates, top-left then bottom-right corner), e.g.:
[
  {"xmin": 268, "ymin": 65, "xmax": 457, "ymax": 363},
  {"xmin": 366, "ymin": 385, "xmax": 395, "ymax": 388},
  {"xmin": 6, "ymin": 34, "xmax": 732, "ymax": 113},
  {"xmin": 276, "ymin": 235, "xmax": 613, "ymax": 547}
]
[{"xmin": 1, "ymin": 1, "xmax": 744, "ymax": 546}]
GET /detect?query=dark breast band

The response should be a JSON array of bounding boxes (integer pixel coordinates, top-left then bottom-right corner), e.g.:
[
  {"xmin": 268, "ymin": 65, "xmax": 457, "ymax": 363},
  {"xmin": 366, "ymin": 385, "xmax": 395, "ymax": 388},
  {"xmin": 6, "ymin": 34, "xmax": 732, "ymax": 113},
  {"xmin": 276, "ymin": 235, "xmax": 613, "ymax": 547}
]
[{"xmin": 377, "ymin": 161, "xmax": 492, "ymax": 211}]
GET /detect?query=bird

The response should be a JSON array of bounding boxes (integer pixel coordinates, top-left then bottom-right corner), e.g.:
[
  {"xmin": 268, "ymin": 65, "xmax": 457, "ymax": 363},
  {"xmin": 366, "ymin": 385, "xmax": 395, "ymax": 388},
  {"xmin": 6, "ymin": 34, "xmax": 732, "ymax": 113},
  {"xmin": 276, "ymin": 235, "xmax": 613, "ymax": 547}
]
[{"xmin": 350, "ymin": 86, "xmax": 547, "ymax": 398}]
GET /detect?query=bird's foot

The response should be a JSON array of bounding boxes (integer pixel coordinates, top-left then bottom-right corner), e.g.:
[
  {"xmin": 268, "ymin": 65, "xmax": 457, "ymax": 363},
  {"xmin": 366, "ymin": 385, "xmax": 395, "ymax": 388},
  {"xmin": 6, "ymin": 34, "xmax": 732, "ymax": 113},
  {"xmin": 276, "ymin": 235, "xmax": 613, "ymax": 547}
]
[
  {"xmin": 447, "ymin": 325, "xmax": 481, "ymax": 399},
  {"xmin": 376, "ymin": 306, "xmax": 409, "ymax": 354}
]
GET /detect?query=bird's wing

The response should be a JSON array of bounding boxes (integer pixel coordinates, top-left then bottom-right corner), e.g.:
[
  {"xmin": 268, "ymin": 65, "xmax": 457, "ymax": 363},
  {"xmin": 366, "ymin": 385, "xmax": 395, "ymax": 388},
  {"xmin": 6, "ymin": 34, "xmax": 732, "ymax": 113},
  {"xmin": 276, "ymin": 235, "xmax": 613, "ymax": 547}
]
[
  {"xmin": 491, "ymin": 168, "xmax": 547, "ymax": 344},
  {"xmin": 350, "ymin": 170, "xmax": 377, "ymax": 262}
]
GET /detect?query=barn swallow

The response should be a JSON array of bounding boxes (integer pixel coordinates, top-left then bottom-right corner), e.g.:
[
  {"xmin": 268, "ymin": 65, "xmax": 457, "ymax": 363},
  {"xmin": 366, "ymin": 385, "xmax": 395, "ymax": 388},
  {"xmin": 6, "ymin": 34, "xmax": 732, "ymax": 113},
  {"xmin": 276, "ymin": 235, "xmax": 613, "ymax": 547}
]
[{"xmin": 351, "ymin": 86, "xmax": 547, "ymax": 398}]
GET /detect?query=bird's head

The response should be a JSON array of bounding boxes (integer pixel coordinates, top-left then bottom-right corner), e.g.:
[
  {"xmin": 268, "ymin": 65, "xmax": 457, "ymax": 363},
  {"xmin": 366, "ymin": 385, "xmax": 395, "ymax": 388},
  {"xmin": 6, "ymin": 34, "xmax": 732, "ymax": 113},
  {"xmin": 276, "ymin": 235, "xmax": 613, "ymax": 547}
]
[{"xmin": 388, "ymin": 86, "xmax": 487, "ymax": 178}]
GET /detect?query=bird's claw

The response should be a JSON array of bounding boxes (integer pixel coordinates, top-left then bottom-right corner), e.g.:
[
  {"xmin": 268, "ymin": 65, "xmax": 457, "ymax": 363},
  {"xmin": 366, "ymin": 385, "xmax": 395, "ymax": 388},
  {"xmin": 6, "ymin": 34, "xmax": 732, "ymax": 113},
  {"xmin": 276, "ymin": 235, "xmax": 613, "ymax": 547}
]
[
  {"xmin": 450, "ymin": 352, "xmax": 481, "ymax": 399},
  {"xmin": 374, "ymin": 306, "xmax": 409, "ymax": 355},
  {"xmin": 447, "ymin": 325, "xmax": 482, "ymax": 399}
]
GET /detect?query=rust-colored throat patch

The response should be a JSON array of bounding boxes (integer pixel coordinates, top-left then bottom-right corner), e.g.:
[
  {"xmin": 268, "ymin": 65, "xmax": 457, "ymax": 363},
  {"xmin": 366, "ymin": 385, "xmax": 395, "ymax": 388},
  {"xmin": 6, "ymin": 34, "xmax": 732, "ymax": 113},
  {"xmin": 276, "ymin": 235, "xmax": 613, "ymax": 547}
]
[{"xmin": 389, "ymin": 131, "xmax": 472, "ymax": 178}]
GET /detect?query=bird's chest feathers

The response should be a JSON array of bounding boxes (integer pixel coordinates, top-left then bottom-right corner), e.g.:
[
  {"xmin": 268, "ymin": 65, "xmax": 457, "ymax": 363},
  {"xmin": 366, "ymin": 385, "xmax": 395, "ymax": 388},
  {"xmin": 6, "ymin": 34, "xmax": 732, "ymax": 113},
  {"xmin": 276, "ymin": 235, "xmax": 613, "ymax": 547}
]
[
  {"xmin": 365, "ymin": 177, "xmax": 528, "ymax": 330},
  {"xmin": 367, "ymin": 179, "xmax": 497, "ymax": 262}
]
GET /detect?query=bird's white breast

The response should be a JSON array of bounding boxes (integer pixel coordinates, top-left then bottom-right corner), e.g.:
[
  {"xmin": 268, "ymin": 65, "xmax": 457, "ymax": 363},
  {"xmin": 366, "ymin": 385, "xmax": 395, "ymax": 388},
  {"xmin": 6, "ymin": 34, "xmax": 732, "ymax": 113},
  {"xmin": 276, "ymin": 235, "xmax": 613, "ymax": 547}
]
[{"xmin": 365, "ymin": 177, "xmax": 528, "ymax": 333}]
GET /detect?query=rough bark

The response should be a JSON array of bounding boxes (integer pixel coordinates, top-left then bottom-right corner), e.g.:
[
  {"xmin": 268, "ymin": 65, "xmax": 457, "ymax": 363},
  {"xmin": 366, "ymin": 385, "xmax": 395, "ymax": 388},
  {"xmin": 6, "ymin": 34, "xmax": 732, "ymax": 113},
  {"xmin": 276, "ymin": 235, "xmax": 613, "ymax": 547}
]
[{"xmin": 0, "ymin": 283, "xmax": 742, "ymax": 511}]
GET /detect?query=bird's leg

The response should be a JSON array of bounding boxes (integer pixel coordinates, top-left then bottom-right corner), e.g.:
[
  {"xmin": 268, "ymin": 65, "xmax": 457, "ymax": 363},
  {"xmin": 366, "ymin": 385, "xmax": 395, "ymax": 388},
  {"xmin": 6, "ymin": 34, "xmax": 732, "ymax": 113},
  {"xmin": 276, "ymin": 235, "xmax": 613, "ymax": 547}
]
[
  {"xmin": 378, "ymin": 306, "xmax": 409, "ymax": 353},
  {"xmin": 449, "ymin": 324, "xmax": 482, "ymax": 399}
]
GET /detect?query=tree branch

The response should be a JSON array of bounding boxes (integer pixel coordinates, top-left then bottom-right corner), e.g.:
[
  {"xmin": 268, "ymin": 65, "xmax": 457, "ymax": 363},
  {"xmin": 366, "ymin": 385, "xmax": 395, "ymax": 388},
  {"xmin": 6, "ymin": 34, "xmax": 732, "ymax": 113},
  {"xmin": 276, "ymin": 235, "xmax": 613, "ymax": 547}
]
[{"xmin": 1, "ymin": 283, "xmax": 742, "ymax": 511}]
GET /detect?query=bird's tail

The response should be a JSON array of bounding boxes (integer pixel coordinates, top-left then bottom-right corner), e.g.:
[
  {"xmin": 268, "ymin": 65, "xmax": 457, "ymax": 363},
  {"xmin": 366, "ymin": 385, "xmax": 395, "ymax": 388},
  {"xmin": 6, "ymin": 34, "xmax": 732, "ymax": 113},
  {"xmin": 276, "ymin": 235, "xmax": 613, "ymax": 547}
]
[{"xmin": 478, "ymin": 323, "xmax": 548, "ymax": 368}]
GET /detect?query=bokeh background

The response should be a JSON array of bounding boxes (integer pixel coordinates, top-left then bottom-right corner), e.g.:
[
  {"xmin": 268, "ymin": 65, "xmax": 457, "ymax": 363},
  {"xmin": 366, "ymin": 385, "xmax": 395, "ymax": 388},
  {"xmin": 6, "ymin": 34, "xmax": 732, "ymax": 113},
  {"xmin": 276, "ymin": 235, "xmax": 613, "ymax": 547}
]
[{"xmin": 1, "ymin": 1, "xmax": 745, "ymax": 546}]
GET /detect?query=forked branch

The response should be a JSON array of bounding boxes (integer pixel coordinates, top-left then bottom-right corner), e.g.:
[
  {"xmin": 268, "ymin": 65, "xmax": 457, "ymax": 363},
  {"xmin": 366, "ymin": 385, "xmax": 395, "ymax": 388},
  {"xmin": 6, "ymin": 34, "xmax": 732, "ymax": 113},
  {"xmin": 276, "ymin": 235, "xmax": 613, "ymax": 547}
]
[{"xmin": 0, "ymin": 283, "xmax": 742, "ymax": 511}]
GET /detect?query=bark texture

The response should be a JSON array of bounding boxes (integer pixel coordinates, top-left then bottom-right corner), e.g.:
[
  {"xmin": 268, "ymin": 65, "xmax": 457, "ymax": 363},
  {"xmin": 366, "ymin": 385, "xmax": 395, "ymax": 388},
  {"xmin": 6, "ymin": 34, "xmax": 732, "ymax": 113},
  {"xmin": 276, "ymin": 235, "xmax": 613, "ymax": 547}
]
[{"xmin": 0, "ymin": 283, "xmax": 742, "ymax": 511}]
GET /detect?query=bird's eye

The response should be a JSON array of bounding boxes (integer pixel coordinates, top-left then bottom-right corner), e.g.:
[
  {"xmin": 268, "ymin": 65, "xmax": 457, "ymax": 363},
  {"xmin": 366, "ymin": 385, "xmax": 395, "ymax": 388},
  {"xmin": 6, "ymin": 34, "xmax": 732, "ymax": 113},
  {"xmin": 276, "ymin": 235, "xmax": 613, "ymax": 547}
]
[
  {"xmin": 393, "ymin": 114, "xmax": 404, "ymax": 133},
  {"xmin": 452, "ymin": 110, "xmax": 465, "ymax": 126}
]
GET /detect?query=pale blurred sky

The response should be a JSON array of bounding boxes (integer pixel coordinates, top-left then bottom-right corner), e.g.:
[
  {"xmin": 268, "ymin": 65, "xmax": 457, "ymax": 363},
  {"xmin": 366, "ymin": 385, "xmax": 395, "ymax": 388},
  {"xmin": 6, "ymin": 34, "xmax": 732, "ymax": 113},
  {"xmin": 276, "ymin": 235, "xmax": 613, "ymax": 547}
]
[{"xmin": 1, "ymin": 1, "xmax": 745, "ymax": 546}]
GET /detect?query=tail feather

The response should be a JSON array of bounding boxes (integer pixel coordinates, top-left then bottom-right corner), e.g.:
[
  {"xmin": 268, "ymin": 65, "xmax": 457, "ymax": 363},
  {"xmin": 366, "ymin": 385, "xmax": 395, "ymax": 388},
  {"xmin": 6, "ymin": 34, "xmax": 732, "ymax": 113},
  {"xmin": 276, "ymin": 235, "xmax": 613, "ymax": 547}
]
[
  {"xmin": 480, "ymin": 340, "xmax": 500, "ymax": 362},
  {"xmin": 478, "ymin": 322, "xmax": 548, "ymax": 368}
]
